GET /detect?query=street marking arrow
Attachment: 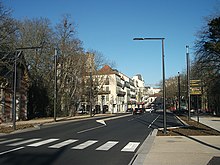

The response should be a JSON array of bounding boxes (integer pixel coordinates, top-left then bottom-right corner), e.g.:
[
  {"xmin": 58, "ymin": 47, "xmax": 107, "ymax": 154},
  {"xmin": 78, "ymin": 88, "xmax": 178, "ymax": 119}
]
[{"xmin": 96, "ymin": 120, "xmax": 106, "ymax": 126}]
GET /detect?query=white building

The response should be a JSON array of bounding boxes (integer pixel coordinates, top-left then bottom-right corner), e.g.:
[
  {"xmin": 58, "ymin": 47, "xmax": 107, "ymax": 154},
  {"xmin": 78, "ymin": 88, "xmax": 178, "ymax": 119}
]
[{"xmin": 96, "ymin": 66, "xmax": 149, "ymax": 113}]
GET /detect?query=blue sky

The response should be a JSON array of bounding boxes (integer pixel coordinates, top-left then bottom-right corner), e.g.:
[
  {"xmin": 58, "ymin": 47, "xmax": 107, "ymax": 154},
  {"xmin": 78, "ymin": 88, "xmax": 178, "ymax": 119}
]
[{"xmin": 3, "ymin": 0, "xmax": 220, "ymax": 86}]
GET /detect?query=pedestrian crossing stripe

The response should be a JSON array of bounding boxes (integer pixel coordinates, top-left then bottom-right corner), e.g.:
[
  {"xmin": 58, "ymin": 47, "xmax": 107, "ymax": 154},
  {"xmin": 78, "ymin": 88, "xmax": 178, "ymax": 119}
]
[
  {"xmin": 72, "ymin": 140, "xmax": 98, "ymax": 150},
  {"xmin": 49, "ymin": 139, "xmax": 78, "ymax": 149},
  {"xmin": 0, "ymin": 138, "xmax": 140, "ymax": 152},
  {"xmin": 96, "ymin": 141, "xmax": 119, "ymax": 151},
  {"xmin": 0, "ymin": 138, "xmax": 23, "ymax": 145},
  {"xmin": 7, "ymin": 138, "xmax": 41, "ymax": 146},
  {"xmin": 121, "ymin": 142, "xmax": 140, "ymax": 152},
  {"xmin": 27, "ymin": 138, "xmax": 59, "ymax": 147}
]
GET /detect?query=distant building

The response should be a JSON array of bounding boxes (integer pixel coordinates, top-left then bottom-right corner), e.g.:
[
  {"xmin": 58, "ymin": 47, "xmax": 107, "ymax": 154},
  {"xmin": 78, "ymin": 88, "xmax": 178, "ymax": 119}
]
[{"xmin": 95, "ymin": 66, "xmax": 158, "ymax": 113}]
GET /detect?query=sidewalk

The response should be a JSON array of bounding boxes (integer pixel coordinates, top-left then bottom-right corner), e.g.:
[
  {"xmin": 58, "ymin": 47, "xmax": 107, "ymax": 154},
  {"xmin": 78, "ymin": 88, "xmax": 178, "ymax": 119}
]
[
  {"xmin": 192, "ymin": 116, "xmax": 220, "ymax": 132},
  {"xmin": 142, "ymin": 135, "xmax": 220, "ymax": 165},
  {"xmin": 133, "ymin": 116, "xmax": 220, "ymax": 165}
]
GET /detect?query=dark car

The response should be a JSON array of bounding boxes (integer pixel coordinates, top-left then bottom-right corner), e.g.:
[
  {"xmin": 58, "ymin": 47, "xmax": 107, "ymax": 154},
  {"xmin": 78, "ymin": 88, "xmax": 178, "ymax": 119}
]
[
  {"xmin": 133, "ymin": 108, "xmax": 144, "ymax": 115},
  {"xmin": 127, "ymin": 108, "xmax": 133, "ymax": 113}
]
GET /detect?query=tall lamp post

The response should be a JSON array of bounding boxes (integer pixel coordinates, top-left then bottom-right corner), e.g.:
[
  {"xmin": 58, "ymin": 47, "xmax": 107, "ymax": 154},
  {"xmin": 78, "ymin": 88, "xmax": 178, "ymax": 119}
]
[
  {"xmin": 186, "ymin": 46, "xmax": 190, "ymax": 120},
  {"xmin": 54, "ymin": 48, "xmax": 58, "ymax": 122},
  {"xmin": 13, "ymin": 46, "xmax": 41, "ymax": 130},
  {"xmin": 133, "ymin": 37, "xmax": 167, "ymax": 134},
  {"xmin": 178, "ymin": 72, "xmax": 181, "ymax": 112},
  {"xmin": 13, "ymin": 51, "xmax": 22, "ymax": 130}
]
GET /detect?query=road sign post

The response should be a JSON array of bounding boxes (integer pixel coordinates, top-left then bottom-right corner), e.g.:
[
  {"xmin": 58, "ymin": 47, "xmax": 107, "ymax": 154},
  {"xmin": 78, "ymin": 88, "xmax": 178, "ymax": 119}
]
[{"xmin": 190, "ymin": 80, "xmax": 202, "ymax": 122}]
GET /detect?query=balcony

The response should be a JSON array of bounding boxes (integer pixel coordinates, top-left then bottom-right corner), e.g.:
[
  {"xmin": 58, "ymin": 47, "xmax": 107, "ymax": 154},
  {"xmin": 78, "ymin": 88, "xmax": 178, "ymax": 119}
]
[
  {"xmin": 124, "ymin": 81, "xmax": 130, "ymax": 88},
  {"xmin": 116, "ymin": 90, "xmax": 126, "ymax": 96},
  {"xmin": 131, "ymin": 94, "xmax": 136, "ymax": 99},
  {"xmin": 117, "ymin": 81, "xmax": 123, "ymax": 88},
  {"xmin": 98, "ymin": 89, "xmax": 111, "ymax": 95}
]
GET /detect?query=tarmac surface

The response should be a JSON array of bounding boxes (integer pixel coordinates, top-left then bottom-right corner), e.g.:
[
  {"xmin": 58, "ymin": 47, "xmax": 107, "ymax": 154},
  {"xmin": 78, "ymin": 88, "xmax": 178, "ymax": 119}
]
[
  {"xmin": 1, "ymin": 114, "xmax": 220, "ymax": 165},
  {"xmin": 132, "ymin": 115, "xmax": 220, "ymax": 165}
]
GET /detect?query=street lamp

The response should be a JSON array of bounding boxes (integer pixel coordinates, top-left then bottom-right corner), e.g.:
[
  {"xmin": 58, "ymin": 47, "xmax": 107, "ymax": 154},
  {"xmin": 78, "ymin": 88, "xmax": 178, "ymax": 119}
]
[
  {"xmin": 54, "ymin": 48, "xmax": 58, "ymax": 122},
  {"xmin": 133, "ymin": 37, "xmax": 167, "ymax": 134},
  {"xmin": 178, "ymin": 72, "xmax": 181, "ymax": 112},
  {"xmin": 13, "ymin": 50, "xmax": 22, "ymax": 130},
  {"xmin": 13, "ymin": 46, "xmax": 42, "ymax": 130},
  {"xmin": 186, "ymin": 46, "xmax": 191, "ymax": 120}
]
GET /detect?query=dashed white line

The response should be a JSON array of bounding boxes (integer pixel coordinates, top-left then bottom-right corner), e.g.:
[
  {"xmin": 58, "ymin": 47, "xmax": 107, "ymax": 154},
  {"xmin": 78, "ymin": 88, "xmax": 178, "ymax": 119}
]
[
  {"xmin": 148, "ymin": 115, "xmax": 160, "ymax": 128},
  {"xmin": 77, "ymin": 125, "xmax": 106, "ymax": 134}
]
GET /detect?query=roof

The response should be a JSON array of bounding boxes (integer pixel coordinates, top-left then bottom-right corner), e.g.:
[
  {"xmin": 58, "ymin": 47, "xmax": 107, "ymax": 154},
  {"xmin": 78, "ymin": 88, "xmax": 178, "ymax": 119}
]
[{"xmin": 97, "ymin": 65, "xmax": 119, "ymax": 75}]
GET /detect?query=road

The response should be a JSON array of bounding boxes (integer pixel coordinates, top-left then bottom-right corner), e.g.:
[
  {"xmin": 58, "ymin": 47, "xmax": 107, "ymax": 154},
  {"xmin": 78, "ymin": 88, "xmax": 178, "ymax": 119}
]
[{"xmin": 0, "ymin": 111, "xmax": 183, "ymax": 165}]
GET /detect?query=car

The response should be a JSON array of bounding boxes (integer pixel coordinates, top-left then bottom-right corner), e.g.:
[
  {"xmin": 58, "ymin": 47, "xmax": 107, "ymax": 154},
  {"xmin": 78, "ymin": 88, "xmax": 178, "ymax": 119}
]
[
  {"xmin": 133, "ymin": 108, "xmax": 144, "ymax": 115},
  {"xmin": 127, "ymin": 108, "xmax": 133, "ymax": 113}
]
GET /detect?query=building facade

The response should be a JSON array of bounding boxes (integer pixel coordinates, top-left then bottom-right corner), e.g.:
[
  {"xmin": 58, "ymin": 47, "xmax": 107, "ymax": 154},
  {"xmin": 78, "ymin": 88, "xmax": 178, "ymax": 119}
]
[{"xmin": 95, "ymin": 65, "xmax": 158, "ymax": 113}]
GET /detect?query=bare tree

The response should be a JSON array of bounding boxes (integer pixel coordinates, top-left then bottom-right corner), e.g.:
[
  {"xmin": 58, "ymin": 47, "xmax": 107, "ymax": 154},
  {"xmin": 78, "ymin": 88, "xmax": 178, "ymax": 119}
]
[
  {"xmin": 15, "ymin": 17, "xmax": 55, "ymax": 118},
  {"xmin": 193, "ymin": 15, "xmax": 220, "ymax": 114},
  {"xmin": 0, "ymin": 1, "xmax": 18, "ymax": 52},
  {"xmin": 55, "ymin": 14, "xmax": 86, "ymax": 116}
]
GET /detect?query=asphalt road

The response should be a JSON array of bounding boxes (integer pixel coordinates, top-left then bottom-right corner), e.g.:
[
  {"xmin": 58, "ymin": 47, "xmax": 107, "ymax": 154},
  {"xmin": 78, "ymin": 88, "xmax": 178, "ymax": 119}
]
[{"xmin": 0, "ymin": 111, "xmax": 183, "ymax": 165}]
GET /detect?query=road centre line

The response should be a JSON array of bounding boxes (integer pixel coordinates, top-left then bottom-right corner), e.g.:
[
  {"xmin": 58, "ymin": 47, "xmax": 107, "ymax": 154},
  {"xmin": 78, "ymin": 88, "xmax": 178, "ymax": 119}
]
[
  {"xmin": 148, "ymin": 115, "xmax": 160, "ymax": 128},
  {"xmin": 102, "ymin": 114, "xmax": 132, "ymax": 121},
  {"xmin": 0, "ymin": 147, "xmax": 24, "ymax": 156},
  {"xmin": 77, "ymin": 114, "xmax": 131, "ymax": 134},
  {"xmin": 128, "ymin": 112, "xmax": 153, "ymax": 121},
  {"xmin": 77, "ymin": 125, "xmax": 106, "ymax": 134}
]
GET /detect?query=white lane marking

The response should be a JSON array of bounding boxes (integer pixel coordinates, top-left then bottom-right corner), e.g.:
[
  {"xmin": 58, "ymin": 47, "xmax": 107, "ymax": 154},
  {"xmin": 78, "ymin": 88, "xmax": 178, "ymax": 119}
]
[
  {"xmin": 148, "ymin": 115, "xmax": 160, "ymax": 128},
  {"xmin": 7, "ymin": 138, "xmax": 41, "ymax": 146},
  {"xmin": 27, "ymin": 138, "xmax": 59, "ymax": 147},
  {"xmin": 72, "ymin": 140, "xmax": 98, "ymax": 150},
  {"xmin": 77, "ymin": 125, "xmax": 106, "ymax": 134},
  {"xmin": 0, "ymin": 147, "xmax": 24, "ymax": 155},
  {"xmin": 49, "ymin": 139, "xmax": 78, "ymax": 149},
  {"xmin": 121, "ymin": 142, "xmax": 140, "ymax": 152},
  {"xmin": 96, "ymin": 141, "xmax": 119, "ymax": 151},
  {"xmin": 96, "ymin": 120, "xmax": 106, "ymax": 126},
  {"xmin": 0, "ymin": 138, "xmax": 22, "ymax": 145}
]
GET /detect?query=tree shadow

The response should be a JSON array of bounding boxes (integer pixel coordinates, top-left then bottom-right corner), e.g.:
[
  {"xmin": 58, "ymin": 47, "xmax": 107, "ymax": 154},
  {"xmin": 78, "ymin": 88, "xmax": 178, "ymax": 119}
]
[
  {"xmin": 172, "ymin": 131, "xmax": 220, "ymax": 151},
  {"xmin": 1, "ymin": 146, "xmax": 68, "ymax": 165},
  {"xmin": 207, "ymin": 156, "xmax": 220, "ymax": 165}
]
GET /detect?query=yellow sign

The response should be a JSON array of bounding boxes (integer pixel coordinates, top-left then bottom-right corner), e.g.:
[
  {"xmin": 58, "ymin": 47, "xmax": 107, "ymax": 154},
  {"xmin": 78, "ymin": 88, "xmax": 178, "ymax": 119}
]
[{"xmin": 190, "ymin": 80, "xmax": 202, "ymax": 95}]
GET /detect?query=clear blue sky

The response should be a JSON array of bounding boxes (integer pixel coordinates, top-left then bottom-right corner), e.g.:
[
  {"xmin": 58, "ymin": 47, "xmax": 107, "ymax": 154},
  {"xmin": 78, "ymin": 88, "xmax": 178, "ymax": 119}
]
[{"xmin": 3, "ymin": 0, "xmax": 220, "ymax": 86}]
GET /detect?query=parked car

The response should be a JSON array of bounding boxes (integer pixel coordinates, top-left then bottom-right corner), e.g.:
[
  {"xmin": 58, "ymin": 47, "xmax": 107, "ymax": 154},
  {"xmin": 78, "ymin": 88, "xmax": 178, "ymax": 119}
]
[
  {"xmin": 133, "ymin": 108, "xmax": 144, "ymax": 115},
  {"xmin": 127, "ymin": 108, "xmax": 133, "ymax": 113}
]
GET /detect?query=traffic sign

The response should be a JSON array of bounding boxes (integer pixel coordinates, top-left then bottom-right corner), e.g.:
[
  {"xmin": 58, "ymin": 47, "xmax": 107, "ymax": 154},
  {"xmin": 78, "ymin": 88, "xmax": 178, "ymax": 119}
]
[{"xmin": 190, "ymin": 80, "xmax": 202, "ymax": 95}]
